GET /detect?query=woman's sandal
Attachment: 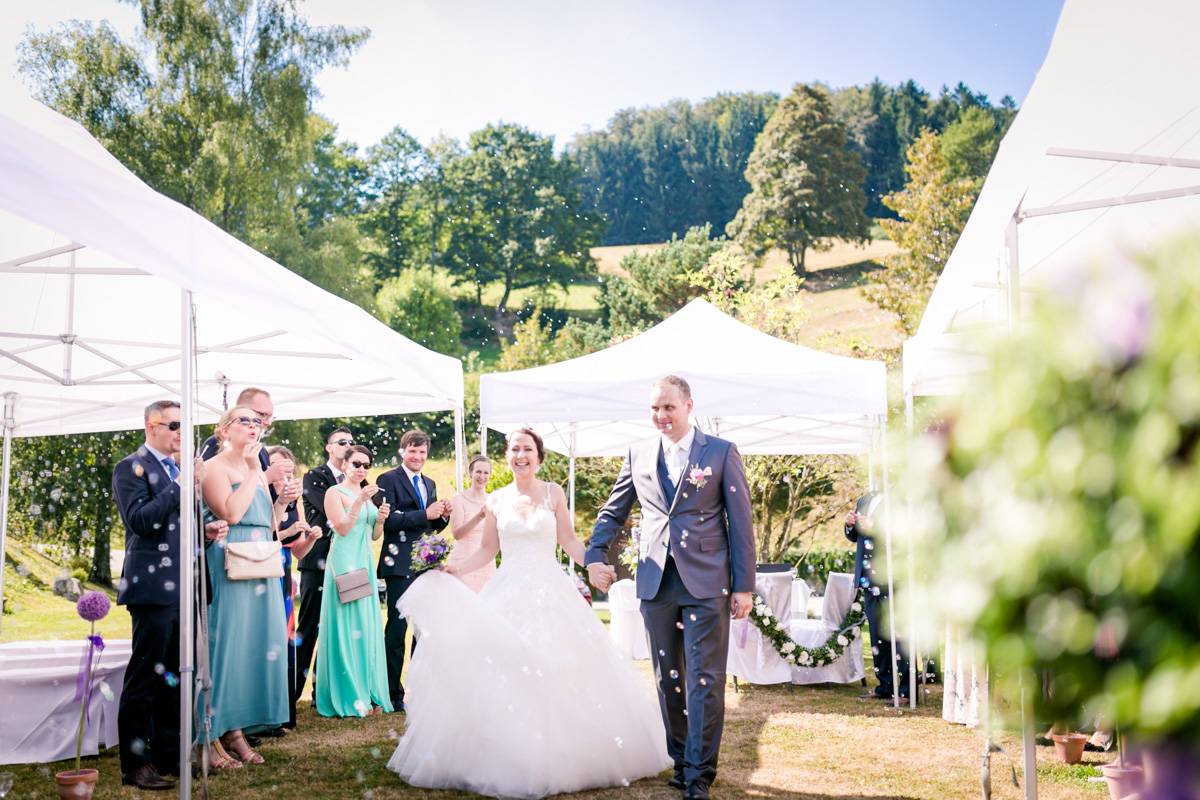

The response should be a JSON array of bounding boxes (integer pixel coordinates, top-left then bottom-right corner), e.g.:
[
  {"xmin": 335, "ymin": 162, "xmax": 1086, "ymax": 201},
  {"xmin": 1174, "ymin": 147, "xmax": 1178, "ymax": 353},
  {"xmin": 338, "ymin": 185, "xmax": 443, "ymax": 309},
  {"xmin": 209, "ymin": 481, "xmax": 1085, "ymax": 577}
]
[
  {"xmin": 220, "ymin": 732, "xmax": 265, "ymax": 764},
  {"xmin": 200, "ymin": 743, "xmax": 243, "ymax": 771}
]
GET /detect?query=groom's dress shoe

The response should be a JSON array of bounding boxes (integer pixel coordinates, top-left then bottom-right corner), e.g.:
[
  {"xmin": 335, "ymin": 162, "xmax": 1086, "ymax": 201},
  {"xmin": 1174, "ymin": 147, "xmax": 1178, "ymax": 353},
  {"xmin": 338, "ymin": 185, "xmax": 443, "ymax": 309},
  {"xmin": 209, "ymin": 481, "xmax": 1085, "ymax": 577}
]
[
  {"xmin": 668, "ymin": 770, "xmax": 686, "ymax": 790},
  {"xmin": 683, "ymin": 780, "xmax": 711, "ymax": 800}
]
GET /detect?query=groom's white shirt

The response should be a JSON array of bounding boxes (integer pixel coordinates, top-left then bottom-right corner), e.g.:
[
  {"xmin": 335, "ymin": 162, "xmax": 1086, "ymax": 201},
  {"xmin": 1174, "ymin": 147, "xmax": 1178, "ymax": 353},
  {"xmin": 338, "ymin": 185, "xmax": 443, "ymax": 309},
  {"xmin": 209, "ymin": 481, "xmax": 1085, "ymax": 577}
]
[{"xmin": 661, "ymin": 425, "xmax": 695, "ymax": 486}]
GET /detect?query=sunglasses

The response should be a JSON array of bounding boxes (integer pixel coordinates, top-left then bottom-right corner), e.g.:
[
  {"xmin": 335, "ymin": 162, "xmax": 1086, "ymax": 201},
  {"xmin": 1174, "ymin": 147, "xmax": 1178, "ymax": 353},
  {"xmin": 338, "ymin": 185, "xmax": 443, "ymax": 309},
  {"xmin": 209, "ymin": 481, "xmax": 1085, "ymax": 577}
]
[
  {"xmin": 233, "ymin": 416, "xmax": 265, "ymax": 428},
  {"xmin": 252, "ymin": 409, "xmax": 276, "ymax": 425},
  {"xmin": 332, "ymin": 439, "xmax": 354, "ymax": 447},
  {"xmin": 153, "ymin": 420, "xmax": 182, "ymax": 432},
  {"xmin": 347, "ymin": 459, "xmax": 370, "ymax": 469}
]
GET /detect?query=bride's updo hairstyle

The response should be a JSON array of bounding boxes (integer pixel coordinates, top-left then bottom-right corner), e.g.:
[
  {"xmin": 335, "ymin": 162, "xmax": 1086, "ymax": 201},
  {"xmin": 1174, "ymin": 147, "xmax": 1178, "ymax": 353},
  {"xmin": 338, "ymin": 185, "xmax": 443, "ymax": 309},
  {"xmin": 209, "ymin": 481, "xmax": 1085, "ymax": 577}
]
[
  {"xmin": 214, "ymin": 405, "xmax": 256, "ymax": 445},
  {"xmin": 505, "ymin": 427, "xmax": 545, "ymax": 465}
]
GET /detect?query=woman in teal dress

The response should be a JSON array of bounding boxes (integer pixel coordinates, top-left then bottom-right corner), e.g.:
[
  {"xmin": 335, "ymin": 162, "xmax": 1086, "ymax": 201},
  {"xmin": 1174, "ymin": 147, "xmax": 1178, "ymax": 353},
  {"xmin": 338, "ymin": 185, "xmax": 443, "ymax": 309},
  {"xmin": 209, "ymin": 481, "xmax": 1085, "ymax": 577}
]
[
  {"xmin": 316, "ymin": 445, "xmax": 393, "ymax": 717},
  {"xmin": 200, "ymin": 406, "xmax": 300, "ymax": 766}
]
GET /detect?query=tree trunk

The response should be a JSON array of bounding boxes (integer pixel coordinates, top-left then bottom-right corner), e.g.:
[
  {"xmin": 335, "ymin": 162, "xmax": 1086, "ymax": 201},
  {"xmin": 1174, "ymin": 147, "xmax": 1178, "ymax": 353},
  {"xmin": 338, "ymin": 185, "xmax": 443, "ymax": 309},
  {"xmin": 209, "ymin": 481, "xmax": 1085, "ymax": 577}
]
[
  {"xmin": 497, "ymin": 273, "xmax": 513, "ymax": 316},
  {"xmin": 90, "ymin": 517, "xmax": 112, "ymax": 587},
  {"xmin": 791, "ymin": 244, "xmax": 808, "ymax": 277}
]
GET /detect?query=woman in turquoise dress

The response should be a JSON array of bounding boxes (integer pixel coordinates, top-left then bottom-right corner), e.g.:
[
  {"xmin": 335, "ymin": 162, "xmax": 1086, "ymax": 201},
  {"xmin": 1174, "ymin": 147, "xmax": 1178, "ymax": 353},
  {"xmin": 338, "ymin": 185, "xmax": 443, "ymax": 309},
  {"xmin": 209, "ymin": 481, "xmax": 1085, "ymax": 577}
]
[
  {"xmin": 315, "ymin": 445, "xmax": 393, "ymax": 717},
  {"xmin": 200, "ymin": 406, "xmax": 300, "ymax": 766}
]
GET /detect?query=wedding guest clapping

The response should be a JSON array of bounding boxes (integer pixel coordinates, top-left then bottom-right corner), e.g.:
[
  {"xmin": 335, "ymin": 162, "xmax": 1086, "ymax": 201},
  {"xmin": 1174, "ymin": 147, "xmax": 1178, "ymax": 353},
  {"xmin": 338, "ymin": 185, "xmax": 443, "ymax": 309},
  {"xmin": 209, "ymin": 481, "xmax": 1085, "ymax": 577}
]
[
  {"xmin": 445, "ymin": 455, "xmax": 496, "ymax": 593},
  {"xmin": 315, "ymin": 445, "xmax": 392, "ymax": 717},
  {"xmin": 267, "ymin": 445, "xmax": 322, "ymax": 733},
  {"xmin": 200, "ymin": 406, "xmax": 299, "ymax": 765}
]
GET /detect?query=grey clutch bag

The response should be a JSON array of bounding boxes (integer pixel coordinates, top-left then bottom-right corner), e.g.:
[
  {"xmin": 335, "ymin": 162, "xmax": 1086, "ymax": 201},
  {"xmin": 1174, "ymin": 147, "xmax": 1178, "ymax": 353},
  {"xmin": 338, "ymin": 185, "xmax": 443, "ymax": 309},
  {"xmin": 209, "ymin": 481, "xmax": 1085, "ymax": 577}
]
[{"xmin": 334, "ymin": 568, "xmax": 373, "ymax": 604}]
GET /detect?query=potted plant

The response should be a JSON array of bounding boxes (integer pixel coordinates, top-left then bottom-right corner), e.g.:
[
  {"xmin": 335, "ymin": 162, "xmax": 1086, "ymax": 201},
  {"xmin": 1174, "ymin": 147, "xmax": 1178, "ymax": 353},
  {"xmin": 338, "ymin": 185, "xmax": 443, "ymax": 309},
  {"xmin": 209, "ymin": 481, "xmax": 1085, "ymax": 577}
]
[
  {"xmin": 910, "ymin": 239, "xmax": 1200, "ymax": 798},
  {"xmin": 55, "ymin": 590, "xmax": 110, "ymax": 800}
]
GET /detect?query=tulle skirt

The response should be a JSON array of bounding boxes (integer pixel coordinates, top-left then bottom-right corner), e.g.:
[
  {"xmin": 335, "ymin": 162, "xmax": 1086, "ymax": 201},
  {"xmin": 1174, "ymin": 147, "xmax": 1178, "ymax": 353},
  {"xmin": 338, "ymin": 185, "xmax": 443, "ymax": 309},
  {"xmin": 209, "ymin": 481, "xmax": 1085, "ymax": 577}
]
[{"xmin": 387, "ymin": 567, "xmax": 671, "ymax": 798}]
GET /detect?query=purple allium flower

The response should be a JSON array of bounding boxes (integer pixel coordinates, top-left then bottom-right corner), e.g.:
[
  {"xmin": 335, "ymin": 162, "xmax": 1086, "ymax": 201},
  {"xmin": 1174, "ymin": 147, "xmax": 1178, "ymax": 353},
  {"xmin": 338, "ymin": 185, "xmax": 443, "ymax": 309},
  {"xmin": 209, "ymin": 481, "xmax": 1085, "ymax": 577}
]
[{"xmin": 76, "ymin": 591, "xmax": 111, "ymax": 622}]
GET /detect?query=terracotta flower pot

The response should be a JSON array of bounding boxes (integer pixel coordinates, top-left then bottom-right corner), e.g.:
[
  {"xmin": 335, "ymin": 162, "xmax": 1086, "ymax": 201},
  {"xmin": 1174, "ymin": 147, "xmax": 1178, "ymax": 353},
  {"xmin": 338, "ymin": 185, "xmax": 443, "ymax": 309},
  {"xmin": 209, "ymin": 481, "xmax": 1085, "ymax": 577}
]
[
  {"xmin": 1101, "ymin": 764, "xmax": 1144, "ymax": 800},
  {"xmin": 1051, "ymin": 732, "xmax": 1088, "ymax": 764},
  {"xmin": 53, "ymin": 768, "xmax": 98, "ymax": 800}
]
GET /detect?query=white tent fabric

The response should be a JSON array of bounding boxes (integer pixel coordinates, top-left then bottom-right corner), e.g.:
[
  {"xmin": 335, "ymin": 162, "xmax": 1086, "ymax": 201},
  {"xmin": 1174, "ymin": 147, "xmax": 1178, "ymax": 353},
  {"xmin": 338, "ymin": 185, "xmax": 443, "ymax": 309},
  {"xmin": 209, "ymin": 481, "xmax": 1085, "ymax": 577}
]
[
  {"xmin": 480, "ymin": 298, "xmax": 886, "ymax": 457},
  {"xmin": 903, "ymin": 0, "xmax": 1200, "ymax": 397},
  {"xmin": 0, "ymin": 92, "xmax": 464, "ymax": 435}
]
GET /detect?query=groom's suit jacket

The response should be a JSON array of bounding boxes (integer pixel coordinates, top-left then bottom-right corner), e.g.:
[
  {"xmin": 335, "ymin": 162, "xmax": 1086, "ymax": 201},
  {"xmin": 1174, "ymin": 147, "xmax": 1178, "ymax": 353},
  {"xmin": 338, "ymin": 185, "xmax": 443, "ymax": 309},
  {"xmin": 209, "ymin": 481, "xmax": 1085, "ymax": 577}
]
[{"xmin": 588, "ymin": 428, "xmax": 755, "ymax": 601}]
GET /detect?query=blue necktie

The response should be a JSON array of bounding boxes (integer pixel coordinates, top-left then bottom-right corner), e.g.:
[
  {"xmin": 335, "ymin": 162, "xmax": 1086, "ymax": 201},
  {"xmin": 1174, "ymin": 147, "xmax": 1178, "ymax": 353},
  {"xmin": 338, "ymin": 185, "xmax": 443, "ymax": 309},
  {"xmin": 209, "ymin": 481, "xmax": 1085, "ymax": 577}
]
[
  {"xmin": 413, "ymin": 475, "xmax": 425, "ymax": 509},
  {"xmin": 162, "ymin": 457, "xmax": 179, "ymax": 481}
]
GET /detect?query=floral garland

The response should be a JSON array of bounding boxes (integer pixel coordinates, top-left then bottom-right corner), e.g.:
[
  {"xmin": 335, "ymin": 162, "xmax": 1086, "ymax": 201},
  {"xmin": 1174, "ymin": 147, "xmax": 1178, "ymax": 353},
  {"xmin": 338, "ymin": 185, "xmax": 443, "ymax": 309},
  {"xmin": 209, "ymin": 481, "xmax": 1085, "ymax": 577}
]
[{"xmin": 748, "ymin": 588, "xmax": 867, "ymax": 667}]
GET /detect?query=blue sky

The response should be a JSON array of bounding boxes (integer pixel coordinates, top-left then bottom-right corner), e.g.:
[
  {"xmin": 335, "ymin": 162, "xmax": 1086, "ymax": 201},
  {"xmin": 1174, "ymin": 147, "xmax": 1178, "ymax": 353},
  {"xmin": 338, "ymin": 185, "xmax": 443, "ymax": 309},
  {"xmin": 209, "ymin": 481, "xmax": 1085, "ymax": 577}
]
[{"xmin": 2, "ymin": 0, "xmax": 1065, "ymax": 151}]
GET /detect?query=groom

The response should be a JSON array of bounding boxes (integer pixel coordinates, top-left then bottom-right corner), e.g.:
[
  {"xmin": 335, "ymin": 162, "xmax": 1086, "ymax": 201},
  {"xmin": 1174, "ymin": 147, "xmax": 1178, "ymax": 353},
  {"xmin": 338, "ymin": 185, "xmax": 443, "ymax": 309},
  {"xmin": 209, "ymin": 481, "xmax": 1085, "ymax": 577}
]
[{"xmin": 587, "ymin": 375, "xmax": 755, "ymax": 800}]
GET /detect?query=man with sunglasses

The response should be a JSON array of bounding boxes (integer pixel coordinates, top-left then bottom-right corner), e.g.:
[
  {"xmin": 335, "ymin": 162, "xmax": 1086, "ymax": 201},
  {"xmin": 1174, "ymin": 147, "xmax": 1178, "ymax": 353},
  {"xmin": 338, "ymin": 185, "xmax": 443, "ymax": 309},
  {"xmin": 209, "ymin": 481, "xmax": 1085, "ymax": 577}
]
[
  {"xmin": 113, "ymin": 401, "xmax": 227, "ymax": 790},
  {"xmin": 295, "ymin": 426, "xmax": 356, "ymax": 708}
]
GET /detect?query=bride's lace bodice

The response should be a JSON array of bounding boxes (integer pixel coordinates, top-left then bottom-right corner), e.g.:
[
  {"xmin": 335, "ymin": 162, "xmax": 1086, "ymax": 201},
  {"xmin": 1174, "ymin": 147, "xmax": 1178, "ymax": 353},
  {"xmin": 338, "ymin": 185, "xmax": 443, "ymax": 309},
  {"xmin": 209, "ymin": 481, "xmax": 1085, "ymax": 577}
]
[{"xmin": 494, "ymin": 484, "xmax": 559, "ymax": 569}]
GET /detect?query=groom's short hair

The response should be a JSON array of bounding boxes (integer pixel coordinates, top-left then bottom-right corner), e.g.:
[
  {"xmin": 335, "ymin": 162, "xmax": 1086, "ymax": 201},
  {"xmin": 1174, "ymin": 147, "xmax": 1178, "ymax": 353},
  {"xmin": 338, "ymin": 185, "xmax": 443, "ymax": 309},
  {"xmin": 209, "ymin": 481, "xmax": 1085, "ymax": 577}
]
[{"xmin": 654, "ymin": 374, "xmax": 691, "ymax": 400}]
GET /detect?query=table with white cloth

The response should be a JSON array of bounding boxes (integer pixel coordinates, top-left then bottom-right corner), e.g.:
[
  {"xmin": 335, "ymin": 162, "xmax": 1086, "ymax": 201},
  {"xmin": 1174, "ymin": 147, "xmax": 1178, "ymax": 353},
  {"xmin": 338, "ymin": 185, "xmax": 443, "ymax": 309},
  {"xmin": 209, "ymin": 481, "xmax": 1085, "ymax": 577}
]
[
  {"xmin": 607, "ymin": 579, "xmax": 651, "ymax": 659},
  {"xmin": 726, "ymin": 571, "xmax": 795, "ymax": 685},
  {"xmin": 0, "ymin": 639, "xmax": 131, "ymax": 765}
]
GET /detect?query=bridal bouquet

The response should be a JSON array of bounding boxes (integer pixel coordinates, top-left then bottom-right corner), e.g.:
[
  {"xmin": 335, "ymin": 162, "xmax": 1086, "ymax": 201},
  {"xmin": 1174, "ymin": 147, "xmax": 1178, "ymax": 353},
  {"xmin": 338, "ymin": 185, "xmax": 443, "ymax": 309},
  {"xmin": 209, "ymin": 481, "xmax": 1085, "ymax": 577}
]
[
  {"xmin": 411, "ymin": 532, "xmax": 453, "ymax": 573},
  {"xmin": 618, "ymin": 526, "xmax": 641, "ymax": 576}
]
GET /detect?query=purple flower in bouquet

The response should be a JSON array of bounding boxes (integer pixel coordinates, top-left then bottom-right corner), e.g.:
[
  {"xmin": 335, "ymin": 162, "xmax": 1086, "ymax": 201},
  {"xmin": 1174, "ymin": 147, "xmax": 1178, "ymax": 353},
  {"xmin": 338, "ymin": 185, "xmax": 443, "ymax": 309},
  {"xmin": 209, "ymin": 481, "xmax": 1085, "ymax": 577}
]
[
  {"xmin": 410, "ymin": 532, "xmax": 453, "ymax": 573},
  {"xmin": 76, "ymin": 591, "xmax": 110, "ymax": 623}
]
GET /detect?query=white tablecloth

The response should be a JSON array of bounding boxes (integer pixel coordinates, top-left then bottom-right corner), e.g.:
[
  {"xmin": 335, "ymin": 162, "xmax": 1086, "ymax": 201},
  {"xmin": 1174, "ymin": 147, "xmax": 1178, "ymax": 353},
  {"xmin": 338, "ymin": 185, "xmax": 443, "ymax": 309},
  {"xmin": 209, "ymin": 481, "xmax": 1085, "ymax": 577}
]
[
  {"xmin": 607, "ymin": 579, "xmax": 651, "ymax": 659},
  {"xmin": 0, "ymin": 639, "xmax": 132, "ymax": 765}
]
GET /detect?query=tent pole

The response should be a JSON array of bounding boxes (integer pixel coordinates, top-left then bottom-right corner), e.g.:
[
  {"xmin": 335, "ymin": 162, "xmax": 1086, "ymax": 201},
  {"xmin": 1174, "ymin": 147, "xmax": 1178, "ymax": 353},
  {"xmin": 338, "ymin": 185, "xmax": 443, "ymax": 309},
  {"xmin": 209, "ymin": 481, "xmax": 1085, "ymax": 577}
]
[
  {"xmin": 479, "ymin": 422, "xmax": 486, "ymax": 460},
  {"xmin": 453, "ymin": 406, "xmax": 465, "ymax": 493},
  {"xmin": 0, "ymin": 392, "xmax": 14, "ymax": 632},
  {"xmin": 1007, "ymin": 213, "xmax": 1021, "ymax": 337},
  {"xmin": 880, "ymin": 419, "xmax": 899, "ymax": 709},
  {"xmin": 905, "ymin": 390, "xmax": 918, "ymax": 709},
  {"xmin": 178, "ymin": 289, "xmax": 196, "ymax": 800},
  {"xmin": 567, "ymin": 432, "xmax": 577, "ymax": 572}
]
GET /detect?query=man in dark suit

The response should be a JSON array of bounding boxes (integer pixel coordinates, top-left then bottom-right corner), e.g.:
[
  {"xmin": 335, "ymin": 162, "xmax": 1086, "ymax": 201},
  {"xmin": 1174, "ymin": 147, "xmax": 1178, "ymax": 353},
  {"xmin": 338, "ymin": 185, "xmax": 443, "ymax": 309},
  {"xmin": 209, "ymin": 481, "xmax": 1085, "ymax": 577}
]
[
  {"xmin": 294, "ymin": 426, "xmax": 356, "ymax": 705},
  {"xmin": 845, "ymin": 492, "xmax": 909, "ymax": 701},
  {"xmin": 112, "ymin": 400, "xmax": 226, "ymax": 790},
  {"xmin": 587, "ymin": 376, "xmax": 755, "ymax": 800},
  {"xmin": 376, "ymin": 429, "xmax": 451, "ymax": 712}
]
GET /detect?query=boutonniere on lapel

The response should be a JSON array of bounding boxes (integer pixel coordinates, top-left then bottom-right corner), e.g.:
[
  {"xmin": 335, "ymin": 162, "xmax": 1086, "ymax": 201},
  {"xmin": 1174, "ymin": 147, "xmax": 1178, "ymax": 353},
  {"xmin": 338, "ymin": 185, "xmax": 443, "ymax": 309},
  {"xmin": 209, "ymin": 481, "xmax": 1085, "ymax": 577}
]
[{"xmin": 685, "ymin": 464, "xmax": 712, "ymax": 490}]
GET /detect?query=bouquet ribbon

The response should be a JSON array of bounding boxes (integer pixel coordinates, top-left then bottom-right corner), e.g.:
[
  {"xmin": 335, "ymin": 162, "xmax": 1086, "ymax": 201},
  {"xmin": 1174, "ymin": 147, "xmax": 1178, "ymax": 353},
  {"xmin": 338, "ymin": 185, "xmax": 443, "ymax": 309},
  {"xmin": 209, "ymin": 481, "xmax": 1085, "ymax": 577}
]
[
  {"xmin": 736, "ymin": 617, "xmax": 749, "ymax": 649},
  {"xmin": 73, "ymin": 634, "xmax": 106, "ymax": 723}
]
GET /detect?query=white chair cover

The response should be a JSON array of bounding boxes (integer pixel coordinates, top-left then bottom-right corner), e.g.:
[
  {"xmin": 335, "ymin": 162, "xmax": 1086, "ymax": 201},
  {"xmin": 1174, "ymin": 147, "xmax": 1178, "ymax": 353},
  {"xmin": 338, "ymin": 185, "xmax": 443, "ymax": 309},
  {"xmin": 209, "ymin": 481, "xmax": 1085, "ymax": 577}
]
[
  {"xmin": 0, "ymin": 639, "xmax": 132, "ymax": 765},
  {"xmin": 726, "ymin": 572, "xmax": 795, "ymax": 685},
  {"xmin": 607, "ymin": 579, "xmax": 651, "ymax": 660},
  {"xmin": 788, "ymin": 572, "xmax": 866, "ymax": 685},
  {"xmin": 790, "ymin": 579, "xmax": 811, "ymax": 619}
]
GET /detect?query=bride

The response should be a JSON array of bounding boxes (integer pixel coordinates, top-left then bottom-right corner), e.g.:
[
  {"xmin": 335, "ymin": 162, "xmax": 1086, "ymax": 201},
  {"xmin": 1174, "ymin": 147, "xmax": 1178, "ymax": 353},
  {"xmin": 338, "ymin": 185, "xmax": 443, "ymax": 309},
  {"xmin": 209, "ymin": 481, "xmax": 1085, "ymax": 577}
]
[{"xmin": 387, "ymin": 428, "xmax": 671, "ymax": 798}]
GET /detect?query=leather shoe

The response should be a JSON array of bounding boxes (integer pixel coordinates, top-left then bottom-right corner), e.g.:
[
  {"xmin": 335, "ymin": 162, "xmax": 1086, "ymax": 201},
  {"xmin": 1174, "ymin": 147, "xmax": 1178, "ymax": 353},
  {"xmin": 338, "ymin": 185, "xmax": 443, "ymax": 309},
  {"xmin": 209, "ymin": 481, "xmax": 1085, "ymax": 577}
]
[
  {"xmin": 390, "ymin": 700, "xmax": 406, "ymax": 713},
  {"xmin": 122, "ymin": 764, "xmax": 177, "ymax": 791},
  {"xmin": 667, "ymin": 769, "xmax": 686, "ymax": 790},
  {"xmin": 683, "ymin": 780, "xmax": 711, "ymax": 800},
  {"xmin": 245, "ymin": 734, "xmax": 262, "ymax": 747}
]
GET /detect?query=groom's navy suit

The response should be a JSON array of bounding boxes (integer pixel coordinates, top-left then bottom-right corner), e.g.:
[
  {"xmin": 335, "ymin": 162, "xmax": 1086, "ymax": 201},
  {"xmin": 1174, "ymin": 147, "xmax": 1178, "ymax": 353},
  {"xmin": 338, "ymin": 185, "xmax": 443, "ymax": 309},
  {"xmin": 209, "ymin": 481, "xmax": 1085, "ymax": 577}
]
[{"xmin": 588, "ymin": 428, "xmax": 754, "ymax": 787}]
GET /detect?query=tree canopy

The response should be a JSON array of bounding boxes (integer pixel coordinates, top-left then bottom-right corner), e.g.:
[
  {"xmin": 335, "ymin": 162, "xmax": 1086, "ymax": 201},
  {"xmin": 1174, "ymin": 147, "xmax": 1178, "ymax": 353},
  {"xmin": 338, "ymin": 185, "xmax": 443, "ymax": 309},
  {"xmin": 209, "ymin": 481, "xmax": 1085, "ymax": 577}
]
[{"xmin": 727, "ymin": 83, "xmax": 871, "ymax": 275}]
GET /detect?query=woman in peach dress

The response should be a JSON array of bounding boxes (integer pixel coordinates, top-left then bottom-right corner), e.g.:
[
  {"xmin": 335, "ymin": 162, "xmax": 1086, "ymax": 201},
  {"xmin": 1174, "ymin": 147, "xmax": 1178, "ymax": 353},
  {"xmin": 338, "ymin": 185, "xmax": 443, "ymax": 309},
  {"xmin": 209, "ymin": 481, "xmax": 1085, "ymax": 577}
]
[{"xmin": 445, "ymin": 455, "xmax": 496, "ymax": 593}]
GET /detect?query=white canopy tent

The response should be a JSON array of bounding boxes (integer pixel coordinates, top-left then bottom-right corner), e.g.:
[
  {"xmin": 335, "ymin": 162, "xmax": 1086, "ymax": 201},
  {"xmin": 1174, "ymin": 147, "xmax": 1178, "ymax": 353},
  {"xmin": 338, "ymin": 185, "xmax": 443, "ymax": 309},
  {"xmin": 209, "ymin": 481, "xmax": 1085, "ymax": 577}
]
[
  {"xmin": 899, "ymin": 1, "xmax": 1200, "ymax": 791},
  {"xmin": 903, "ymin": 0, "xmax": 1200, "ymax": 399},
  {"xmin": 481, "ymin": 298, "xmax": 886, "ymax": 459},
  {"xmin": 0, "ymin": 93, "xmax": 464, "ymax": 791}
]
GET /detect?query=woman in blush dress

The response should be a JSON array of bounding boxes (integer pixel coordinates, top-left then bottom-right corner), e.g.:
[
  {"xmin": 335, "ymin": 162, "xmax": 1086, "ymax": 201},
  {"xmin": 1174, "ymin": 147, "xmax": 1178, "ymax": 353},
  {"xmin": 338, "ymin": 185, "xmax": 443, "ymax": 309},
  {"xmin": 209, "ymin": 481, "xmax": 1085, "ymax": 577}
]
[
  {"xmin": 314, "ymin": 445, "xmax": 393, "ymax": 718},
  {"xmin": 387, "ymin": 429, "xmax": 670, "ymax": 798},
  {"xmin": 201, "ymin": 406, "xmax": 300, "ymax": 765},
  {"xmin": 445, "ymin": 454, "xmax": 496, "ymax": 593}
]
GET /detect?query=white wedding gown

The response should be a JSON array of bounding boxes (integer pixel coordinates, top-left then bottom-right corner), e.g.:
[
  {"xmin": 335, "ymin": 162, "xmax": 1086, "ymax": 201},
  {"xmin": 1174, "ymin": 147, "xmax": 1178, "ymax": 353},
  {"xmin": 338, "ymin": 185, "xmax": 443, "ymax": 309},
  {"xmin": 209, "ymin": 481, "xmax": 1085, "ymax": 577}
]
[{"xmin": 387, "ymin": 484, "xmax": 671, "ymax": 798}]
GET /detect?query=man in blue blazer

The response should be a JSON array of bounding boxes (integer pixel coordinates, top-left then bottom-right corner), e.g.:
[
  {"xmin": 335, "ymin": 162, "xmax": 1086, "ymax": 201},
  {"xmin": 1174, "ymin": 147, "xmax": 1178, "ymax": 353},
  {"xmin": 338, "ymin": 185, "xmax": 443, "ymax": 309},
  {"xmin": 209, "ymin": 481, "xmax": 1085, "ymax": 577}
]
[
  {"xmin": 112, "ymin": 401, "xmax": 224, "ymax": 790},
  {"xmin": 587, "ymin": 376, "xmax": 755, "ymax": 800},
  {"xmin": 375, "ymin": 430, "xmax": 450, "ymax": 712}
]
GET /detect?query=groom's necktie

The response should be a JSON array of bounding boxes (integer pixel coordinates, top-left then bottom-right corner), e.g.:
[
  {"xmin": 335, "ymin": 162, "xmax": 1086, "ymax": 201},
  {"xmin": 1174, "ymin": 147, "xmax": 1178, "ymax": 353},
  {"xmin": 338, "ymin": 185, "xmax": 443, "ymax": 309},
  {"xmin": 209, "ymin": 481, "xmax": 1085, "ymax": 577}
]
[
  {"xmin": 413, "ymin": 475, "xmax": 425, "ymax": 509},
  {"xmin": 161, "ymin": 457, "xmax": 179, "ymax": 481}
]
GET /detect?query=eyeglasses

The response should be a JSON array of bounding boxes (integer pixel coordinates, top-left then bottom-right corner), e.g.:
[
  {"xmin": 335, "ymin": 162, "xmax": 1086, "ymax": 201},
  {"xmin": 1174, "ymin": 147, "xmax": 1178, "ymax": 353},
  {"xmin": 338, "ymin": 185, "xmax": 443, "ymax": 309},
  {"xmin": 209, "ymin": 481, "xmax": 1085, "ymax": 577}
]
[
  {"xmin": 347, "ymin": 460, "xmax": 370, "ymax": 469},
  {"xmin": 153, "ymin": 420, "xmax": 182, "ymax": 432},
  {"xmin": 331, "ymin": 439, "xmax": 354, "ymax": 447},
  {"xmin": 252, "ymin": 409, "xmax": 276, "ymax": 425},
  {"xmin": 233, "ymin": 416, "xmax": 265, "ymax": 428}
]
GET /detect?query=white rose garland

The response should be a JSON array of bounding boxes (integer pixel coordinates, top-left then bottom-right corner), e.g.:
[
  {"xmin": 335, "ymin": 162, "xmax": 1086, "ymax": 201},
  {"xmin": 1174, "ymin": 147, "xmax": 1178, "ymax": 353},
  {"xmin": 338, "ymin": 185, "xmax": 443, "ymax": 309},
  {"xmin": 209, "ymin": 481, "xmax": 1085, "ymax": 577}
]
[{"xmin": 746, "ymin": 588, "xmax": 867, "ymax": 667}]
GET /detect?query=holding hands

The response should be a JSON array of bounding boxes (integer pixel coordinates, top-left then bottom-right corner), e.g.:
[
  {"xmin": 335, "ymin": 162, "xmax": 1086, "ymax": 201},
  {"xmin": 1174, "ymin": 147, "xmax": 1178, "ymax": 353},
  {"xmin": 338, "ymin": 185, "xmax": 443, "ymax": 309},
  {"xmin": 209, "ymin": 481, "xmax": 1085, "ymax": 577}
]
[{"xmin": 586, "ymin": 562, "xmax": 618, "ymax": 592}]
